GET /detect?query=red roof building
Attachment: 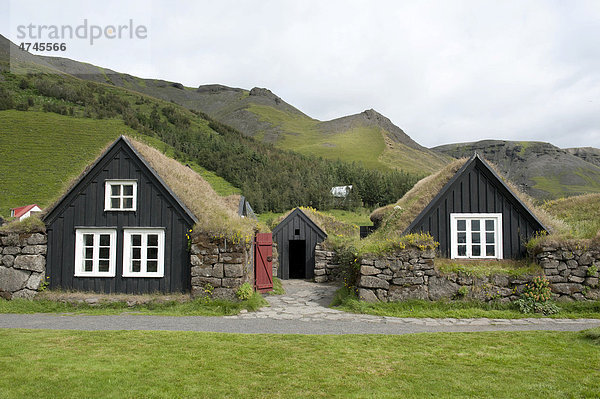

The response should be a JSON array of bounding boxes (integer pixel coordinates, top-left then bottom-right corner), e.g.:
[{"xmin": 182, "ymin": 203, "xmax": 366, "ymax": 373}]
[{"xmin": 10, "ymin": 204, "xmax": 42, "ymax": 221}]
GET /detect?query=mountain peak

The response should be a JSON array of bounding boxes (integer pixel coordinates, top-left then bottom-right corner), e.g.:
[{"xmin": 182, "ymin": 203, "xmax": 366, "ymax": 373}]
[{"xmin": 249, "ymin": 87, "xmax": 282, "ymax": 104}]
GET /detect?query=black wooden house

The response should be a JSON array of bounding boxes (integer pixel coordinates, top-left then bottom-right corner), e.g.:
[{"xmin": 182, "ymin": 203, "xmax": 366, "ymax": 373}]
[
  {"xmin": 405, "ymin": 153, "xmax": 547, "ymax": 259},
  {"xmin": 43, "ymin": 136, "xmax": 198, "ymax": 294},
  {"xmin": 272, "ymin": 208, "xmax": 327, "ymax": 279}
]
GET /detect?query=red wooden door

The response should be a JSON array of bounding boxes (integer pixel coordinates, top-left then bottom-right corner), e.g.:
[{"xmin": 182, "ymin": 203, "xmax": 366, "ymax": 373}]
[{"xmin": 254, "ymin": 233, "xmax": 273, "ymax": 292}]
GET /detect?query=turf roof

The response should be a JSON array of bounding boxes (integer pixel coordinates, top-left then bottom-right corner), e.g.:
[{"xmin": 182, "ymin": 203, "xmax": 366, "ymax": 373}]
[
  {"xmin": 370, "ymin": 155, "xmax": 562, "ymax": 237},
  {"xmin": 42, "ymin": 136, "xmax": 256, "ymax": 238},
  {"xmin": 272, "ymin": 207, "xmax": 359, "ymax": 237}
]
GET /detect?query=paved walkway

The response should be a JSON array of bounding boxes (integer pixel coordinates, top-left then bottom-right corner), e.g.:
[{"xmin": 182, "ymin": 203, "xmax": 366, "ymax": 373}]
[{"xmin": 1, "ymin": 280, "xmax": 599, "ymax": 335}]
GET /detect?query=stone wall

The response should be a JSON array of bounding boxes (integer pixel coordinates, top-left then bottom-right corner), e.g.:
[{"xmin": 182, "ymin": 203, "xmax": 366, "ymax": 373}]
[
  {"xmin": 314, "ymin": 244, "xmax": 342, "ymax": 283},
  {"xmin": 356, "ymin": 247, "xmax": 536, "ymax": 302},
  {"xmin": 190, "ymin": 234, "xmax": 253, "ymax": 300},
  {"xmin": 316, "ymin": 244, "xmax": 598, "ymax": 303},
  {"xmin": 272, "ymin": 243, "xmax": 279, "ymax": 278},
  {"xmin": 535, "ymin": 244, "xmax": 599, "ymax": 301},
  {"xmin": 0, "ymin": 231, "xmax": 47, "ymax": 299}
]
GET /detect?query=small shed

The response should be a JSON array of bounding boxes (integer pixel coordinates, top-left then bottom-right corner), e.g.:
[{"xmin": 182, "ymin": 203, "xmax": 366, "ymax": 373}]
[
  {"xmin": 11, "ymin": 204, "xmax": 42, "ymax": 221},
  {"xmin": 272, "ymin": 208, "xmax": 327, "ymax": 279}
]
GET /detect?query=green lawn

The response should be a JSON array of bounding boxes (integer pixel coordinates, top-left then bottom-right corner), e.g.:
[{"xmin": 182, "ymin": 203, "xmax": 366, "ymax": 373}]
[
  {"xmin": 0, "ymin": 328, "xmax": 598, "ymax": 398},
  {"xmin": 0, "ymin": 293, "xmax": 266, "ymax": 316},
  {"xmin": 333, "ymin": 289, "xmax": 600, "ymax": 319}
]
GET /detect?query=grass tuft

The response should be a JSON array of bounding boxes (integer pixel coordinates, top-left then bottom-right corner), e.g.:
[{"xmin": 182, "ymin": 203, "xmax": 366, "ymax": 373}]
[
  {"xmin": 0, "ymin": 292, "xmax": 267, "ymax": 316},
  {"xmin": 332, "ymin": 287, "xmax": 600, "ymax": 319}
]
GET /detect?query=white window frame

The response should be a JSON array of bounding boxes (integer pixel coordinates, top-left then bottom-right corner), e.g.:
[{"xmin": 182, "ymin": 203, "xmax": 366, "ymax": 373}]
[
  {"xmin": 104, "ymin": 180, "xmax": 137, "ymax": 211},
  {"xmin": 74, "ymin": 228, "xmax": 117, "ymax": 277},
  {"xmin": 450, "ymin": 213, "xmax": 503, "ymax": 260},
  {"xmin": 122, "ymin": 228, "xmax": 165, "ymax": 278}
]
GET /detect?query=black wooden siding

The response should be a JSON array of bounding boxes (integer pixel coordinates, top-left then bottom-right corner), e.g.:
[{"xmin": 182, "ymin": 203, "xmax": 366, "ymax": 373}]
[
  {"xmin": 272, "ymin": 209, "xmax": 327, "ymax": 279},
  {"xmin": 407, "ymin": 156, "xmax": 545, "ymax": 259},
  {"xmin": 44, "ymin": 138, "xmax": 196, "ymax": 294}
]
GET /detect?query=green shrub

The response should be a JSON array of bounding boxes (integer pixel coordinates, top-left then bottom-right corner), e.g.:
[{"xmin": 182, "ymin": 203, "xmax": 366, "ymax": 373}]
[
  {"xmin": 515, "ymin": 276, "xmax": 560, "ymax": 315},
  {"xmin": 236, "ymin": 282, "xmax": 254, "ymax": 301},
  {"xmin": 457, "ymin": 286, "xmax": 469, "ymax": 297},
  {"xmin": 588, "ymin": 264, "xmax": 598, "ymax": 277}
]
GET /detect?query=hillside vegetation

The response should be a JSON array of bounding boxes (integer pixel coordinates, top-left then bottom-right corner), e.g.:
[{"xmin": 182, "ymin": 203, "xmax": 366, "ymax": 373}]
[
  {"xmin": 0, "ymin": 36, "xmax": 420, "ymax": 215},
  {"xmin": 0, "ymin": 111, "xmax": 238, "ymax": 217},
  {"xmin": 542, "ymin": 194, "xmax": 600, "ymax": 239},
  {"xmin": 12, "ymin": 42, "xmax": 450, "ymax": 176}
]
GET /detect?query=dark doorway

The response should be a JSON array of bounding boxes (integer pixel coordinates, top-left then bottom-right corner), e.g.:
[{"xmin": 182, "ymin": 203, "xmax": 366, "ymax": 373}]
[{"xmin": 288, "ymin": 240, "xmax": 306, "ymax": 279}]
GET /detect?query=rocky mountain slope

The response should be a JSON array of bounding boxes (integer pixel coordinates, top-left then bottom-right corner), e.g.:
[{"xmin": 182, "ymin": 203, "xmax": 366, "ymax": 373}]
[
  {"xmin": 0, "ymin": 34, "xmax": 449, "ymax": 175},
  {"xmin": 433, "ymin": 140, "xmax": 600, "ymax": 200}
]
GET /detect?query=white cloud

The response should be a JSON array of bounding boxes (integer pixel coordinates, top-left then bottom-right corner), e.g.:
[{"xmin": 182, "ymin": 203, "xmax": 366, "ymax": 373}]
[{"xmin": 5, "ymin": 0, "xmax": 600, "ymax": 148}]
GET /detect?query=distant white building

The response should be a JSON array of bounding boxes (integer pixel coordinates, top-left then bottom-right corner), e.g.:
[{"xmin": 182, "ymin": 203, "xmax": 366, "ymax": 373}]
[
  {"xmin": 330, "ymin": 185, "xmax": 352, "ymax": 198},
  {"xmin": 10, "ymin": 204, "xmax": 42, "ymax": 221}
]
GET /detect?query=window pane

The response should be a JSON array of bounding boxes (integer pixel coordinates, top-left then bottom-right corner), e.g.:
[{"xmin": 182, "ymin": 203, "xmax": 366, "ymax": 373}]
[
  {"xmin": 458, "ymin": 245, "xmax": 466, "ymax": 256},
  {"xmin": 84, "ymin": 234, "xmax": 94, "ymax": 246},
  {"xmin": 471, "ymin": 220, "xmax": 480, "ymax": 231},
  {"xmin": 123, "ymin": 198, "xmax": 133, "ymax": 209},
  {"xmin": 132, "ymin": 234, "xmax": 141, "ymax": 246},
  {"xmin": 98, "ymin": 260, "xmax": 109, "ymax": 272},
  {"xmin": 99, "ymin": 234, "xmax": 111, "ymax": 246},
  {"xmin": 111, "ymin": 198, "xmax": 120, "ymax": 209},
  {"xmin": 472, "ymin": 245, "xmax": 481, "ymax": 256},
  {"xmin": 147, "ymin": 234, "xmax": 158, "ymax": 246},
  {"xmin": 85, "ymin": 248, "xmax": 94, "ymax": 259},
  {"xmin": 457, "ymin": 220, "xmax": 466, "ymax": 231},
  {"xmin": 472, "ymin": 232, "xmax": 481, "ymax": 244},
  {"xmin": 84, "ymin": 260, "xmax": 93, "ymax": 272},
  {"xmin": 147, "ymin": 247, "xmax": 158, "ymax": 260},
  {"xmin": 486, "ymin": 232, "xmax": 495, "ymax": 244},
  {"xmin": 486, "ymin": 245, "xmax": 495, "ymax": 256},
  {"xmin": 123, "ymin": 185, "xmax": 133, "ymax": 196},
  {"xmin": 99, "ymin": 247, "xmax": 110, "ymax": 259},
  {"xmin": 132, "ymin": 248, "xmax": 141, "ymax": 260},
  {"xmin": 147, "ymin": 261, "xmax": 158, "ymax": 273},
  {"xmin": 132, "ymin": 260, "xmax": 141, "ymax": 273},
  {"xmin": 111, "ymin": 185, "xmax": 120, "ymax": 195},
  {"xmin": 457, "ymin": 232, "xmax": 466, "ymax": 244},
  {"xmin": 485, "ymin": 219, "xmax": 495, "ymax": 231}
]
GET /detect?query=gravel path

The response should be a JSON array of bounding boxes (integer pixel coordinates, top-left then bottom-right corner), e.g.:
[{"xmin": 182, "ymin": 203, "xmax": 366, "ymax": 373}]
[{"xmin": 1, "ymin": 280, "xmax": 599, "ymax": 335}]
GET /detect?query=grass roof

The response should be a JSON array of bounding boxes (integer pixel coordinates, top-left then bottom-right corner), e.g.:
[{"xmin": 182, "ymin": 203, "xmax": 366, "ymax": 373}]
[
  {"xmin": 370, "ymin": 158, "xmax": 468, "ymax": 236},
  {"xmin": 370, "ymin": 156, "xmax": 564, "ymax": 239},
  {"xmin": 541, "ymin": 193, "xmax": 600, "ymax": 239},
  {"xmin": 272, "ymin": 206, "xmax": 359, "ymax": 238},
  {"xmin": 129, "ymin": 138, "xmax": 257, "ymax": 239}
]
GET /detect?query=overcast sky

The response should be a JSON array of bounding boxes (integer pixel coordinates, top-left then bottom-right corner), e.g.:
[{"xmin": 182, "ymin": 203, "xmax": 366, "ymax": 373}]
[{"xmin": 5, "ymin": 0, "xmax": 600, "ymax": 148}]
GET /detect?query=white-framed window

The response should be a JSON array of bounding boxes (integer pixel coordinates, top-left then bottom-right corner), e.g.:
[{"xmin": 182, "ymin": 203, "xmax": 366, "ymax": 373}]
[
  {"xmin": 74, "ymin": 229, "xmax": 117, "ymax": 277},
  {"xmin": 450, "ymin": 213, "xmax": 503, "ymax": 259},
  {"xmin": 104, "ymin": 180, "xmax": 137, "ymax": 211},
  {"xmin": 122, "ymin": 229, "xmax": 165, "ymax": 277}
]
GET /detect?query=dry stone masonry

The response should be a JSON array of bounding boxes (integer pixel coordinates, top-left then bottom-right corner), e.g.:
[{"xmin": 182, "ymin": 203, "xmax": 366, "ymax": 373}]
[
  {"xmin": 314, "ymin": 244, "xmax": 342, "ymax": 283},
  {"xmin": 0, "ymin": 231, "xmax": 47, "ymax": 299},
  {"xmin": 315, "ymin": 244, "xmax": 599, "ymax": 303},
  {"xmin": 535, "ymin": 244, "xmax": 600, "ymax": 301},
  {"xmin": 189, "ymin": 234, "xmax": 253, "ymax": 301}
]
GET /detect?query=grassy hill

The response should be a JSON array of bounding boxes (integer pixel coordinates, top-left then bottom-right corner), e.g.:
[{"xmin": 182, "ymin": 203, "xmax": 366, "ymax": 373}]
[
  {"xmin": 0, "ymin": 34, "xmax": 420, "ymax": 214},
  {"xmin": 434, "ymin": 140, "xmax": 600, "ymax": 200},
  {"xmin": 541, "ymin": 193, "xmax": 600, "ymax": 238},
  {"xmin": 9, "ymin": 41, "xmax": 450, "ymax": 175},
  {"xmin": 0, "ymin": 110, "xmax": 239, "ymax": 217}
]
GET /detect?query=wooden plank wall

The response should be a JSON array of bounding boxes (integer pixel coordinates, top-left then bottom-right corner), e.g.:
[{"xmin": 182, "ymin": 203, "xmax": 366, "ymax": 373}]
[{"xmin": 46, "ymin": 142, "xmax": 193, "ymax": 293}]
